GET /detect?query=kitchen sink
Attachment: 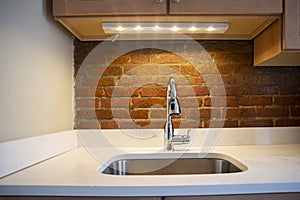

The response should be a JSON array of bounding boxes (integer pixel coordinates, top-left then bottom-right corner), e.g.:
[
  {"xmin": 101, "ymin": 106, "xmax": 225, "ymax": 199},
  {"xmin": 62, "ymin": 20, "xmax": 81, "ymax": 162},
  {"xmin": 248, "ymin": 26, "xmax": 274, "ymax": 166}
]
[{"xmin": 100, "ymin": 153, "xmax": 247, "ymax": 175}]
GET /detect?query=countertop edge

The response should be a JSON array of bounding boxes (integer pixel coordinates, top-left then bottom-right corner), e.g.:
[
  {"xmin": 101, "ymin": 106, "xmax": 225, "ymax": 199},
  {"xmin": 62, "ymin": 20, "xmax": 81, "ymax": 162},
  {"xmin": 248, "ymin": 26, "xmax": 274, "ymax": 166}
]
[{"xmin": 1, "ymin": 183, "xmax": 300, "ymax": 197}]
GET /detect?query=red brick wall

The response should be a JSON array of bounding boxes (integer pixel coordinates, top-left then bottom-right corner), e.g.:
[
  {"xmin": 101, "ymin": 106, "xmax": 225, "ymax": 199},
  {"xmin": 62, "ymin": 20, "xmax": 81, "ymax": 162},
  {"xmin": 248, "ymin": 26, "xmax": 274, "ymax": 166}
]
[{"xmin": 74, "ymin": 39, "xmax": 300, "ymax": 129}]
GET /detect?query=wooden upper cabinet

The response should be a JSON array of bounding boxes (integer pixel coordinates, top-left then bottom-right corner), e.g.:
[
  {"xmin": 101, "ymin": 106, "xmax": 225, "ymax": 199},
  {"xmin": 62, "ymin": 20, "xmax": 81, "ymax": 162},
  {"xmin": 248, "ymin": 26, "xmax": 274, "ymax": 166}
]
[
  {"xmin": 254, "ymin": 0, "xmax": 300, "ymax": 66},
  {"xmin": 53, "ymin": 0, "xmax": 167, "ymax": 16},
  {"xmin": 53, "ymin": 0, "xmax": 282, "ymax": 16},
  {"xmin": 169, "ymin": 0, "xmax": 282, "ymax": 15},
  {"xmin": 52, "ymin": 0, "xmax": 282, "ymax": 41}
]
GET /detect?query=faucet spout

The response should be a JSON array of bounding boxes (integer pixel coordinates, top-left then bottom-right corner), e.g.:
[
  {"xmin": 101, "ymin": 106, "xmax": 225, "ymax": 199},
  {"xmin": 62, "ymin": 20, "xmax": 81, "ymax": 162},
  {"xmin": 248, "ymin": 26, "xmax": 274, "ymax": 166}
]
[{"xmin": 164, "ymin": 77, "xmax": 190, "ymax": 151}]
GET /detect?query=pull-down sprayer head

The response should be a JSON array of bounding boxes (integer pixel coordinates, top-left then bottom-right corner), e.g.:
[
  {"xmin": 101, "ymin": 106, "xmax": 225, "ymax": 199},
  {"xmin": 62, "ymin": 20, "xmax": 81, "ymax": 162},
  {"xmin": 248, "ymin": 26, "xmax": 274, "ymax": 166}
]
[{"xmin": 168, "ymin": 77, "xmax": 180, "ymax": 116}]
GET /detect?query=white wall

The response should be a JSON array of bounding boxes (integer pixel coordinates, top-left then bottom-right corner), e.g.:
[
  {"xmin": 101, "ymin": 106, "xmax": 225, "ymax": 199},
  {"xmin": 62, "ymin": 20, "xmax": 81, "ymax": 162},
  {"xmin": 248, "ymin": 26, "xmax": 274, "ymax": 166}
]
[{"xmin": 0, "ymin": 0, "xmax": 74, "ymax": 142}]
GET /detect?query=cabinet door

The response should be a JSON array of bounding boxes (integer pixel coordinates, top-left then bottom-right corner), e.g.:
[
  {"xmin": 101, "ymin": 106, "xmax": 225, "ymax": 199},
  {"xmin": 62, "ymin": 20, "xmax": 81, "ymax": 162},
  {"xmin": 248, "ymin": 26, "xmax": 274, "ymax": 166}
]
[
  {"xmin": 53, "ymin": 0, "xmax": 167, "ymax": 16},
  {"xmin": 0, "ymin": 197, "xmax": 161, "ymax": 200},
  {"xmin": 166, "ymin": 193, "xmax": 300, "ymax": 200},
  {"xmin": 169, "ymin": 0, "xmax": 282, "ymax": 15},
  {"xmin": 283, "ymin": 0, "xmax": 300, "ymax": 49}
]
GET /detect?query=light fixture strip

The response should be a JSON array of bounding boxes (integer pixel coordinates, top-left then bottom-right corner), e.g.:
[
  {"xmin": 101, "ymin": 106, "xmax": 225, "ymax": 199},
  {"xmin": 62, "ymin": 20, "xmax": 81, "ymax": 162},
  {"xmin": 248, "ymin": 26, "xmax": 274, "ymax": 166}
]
[{"xmin": 102, "ymin": 22, "xmax": 229, "ymax": 34}]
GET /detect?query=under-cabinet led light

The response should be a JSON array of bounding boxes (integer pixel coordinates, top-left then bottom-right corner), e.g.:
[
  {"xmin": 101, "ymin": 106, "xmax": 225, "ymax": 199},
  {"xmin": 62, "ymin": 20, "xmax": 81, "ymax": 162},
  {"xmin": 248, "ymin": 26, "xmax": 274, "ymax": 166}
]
[
  {"xmin": 152, "ymin": 25, "xmax": 161, "ymax": 31},
  {"xmin": 189, "ymin": 26, "xmax": 197, "ymax": 32},
  {"xmin": 116, "ymin": 26, "xmax": 125, "ymax": 31},
  {"xmin": 102, "ymin": 22, "xmax": 229, "ymax": 34},
  {"xmin": 134, "ymin": 25, "xmax": 143, "ymax": 31},
  {"xmin": 207, "ymin": 26, "xmax": 216, "ymax": 32},
  {"xmin": 170, "ymin": 26, "xmax": 180, "ymax": 32}
]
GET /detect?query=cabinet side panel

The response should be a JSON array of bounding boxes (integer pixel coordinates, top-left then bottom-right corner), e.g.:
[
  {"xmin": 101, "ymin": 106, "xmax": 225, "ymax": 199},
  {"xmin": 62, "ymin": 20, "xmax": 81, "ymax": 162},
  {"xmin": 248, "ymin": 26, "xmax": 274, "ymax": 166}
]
[
  {"xmin": 254, "ymin": 20, "xmax": 282, "ymax": 66},
  {"xmin": 283, "ymin": 0, "xmax": 300, "ymax": 49}
]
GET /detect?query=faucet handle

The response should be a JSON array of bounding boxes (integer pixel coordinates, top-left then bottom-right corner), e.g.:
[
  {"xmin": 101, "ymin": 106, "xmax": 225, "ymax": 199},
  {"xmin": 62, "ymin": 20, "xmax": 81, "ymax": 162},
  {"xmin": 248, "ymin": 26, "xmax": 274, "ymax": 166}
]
[{"xmin": 172, "ymin": 134, "xmax": 190, "ymax": 144}]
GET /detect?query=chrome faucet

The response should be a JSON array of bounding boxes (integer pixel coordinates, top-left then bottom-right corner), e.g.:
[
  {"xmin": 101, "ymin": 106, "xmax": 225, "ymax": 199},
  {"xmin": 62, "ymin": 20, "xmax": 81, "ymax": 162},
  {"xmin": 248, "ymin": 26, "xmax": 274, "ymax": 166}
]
[{"xmin": 164, "ymin": 77, "xmax": 190, "ymax": 151}]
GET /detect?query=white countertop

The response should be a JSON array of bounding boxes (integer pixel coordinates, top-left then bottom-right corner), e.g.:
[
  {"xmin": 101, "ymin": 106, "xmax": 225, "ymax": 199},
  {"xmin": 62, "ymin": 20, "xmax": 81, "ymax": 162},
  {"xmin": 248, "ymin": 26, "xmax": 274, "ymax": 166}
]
[
  {"xmin": 0, "ymin": 128, "xmax": 300, "ymax": 196},
  {"xmin": 1, "ymin": 145, "xmax": 300, "ymax": 196}
]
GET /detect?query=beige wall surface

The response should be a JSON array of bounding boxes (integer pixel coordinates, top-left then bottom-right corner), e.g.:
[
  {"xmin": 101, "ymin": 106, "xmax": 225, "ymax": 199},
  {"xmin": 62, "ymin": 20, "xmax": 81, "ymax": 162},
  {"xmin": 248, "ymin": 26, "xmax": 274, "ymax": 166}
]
[{"xmin": 0, "ymin": 0, "xmax": 74, "ymax": 142}]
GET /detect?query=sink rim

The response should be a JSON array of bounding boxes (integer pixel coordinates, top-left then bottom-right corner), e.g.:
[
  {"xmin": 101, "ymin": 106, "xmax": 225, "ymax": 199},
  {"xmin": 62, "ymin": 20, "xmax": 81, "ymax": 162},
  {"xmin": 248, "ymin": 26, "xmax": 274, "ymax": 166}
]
[{"xmin": 99, "ymin": 152, "xmax": 248, "ymax": 176}]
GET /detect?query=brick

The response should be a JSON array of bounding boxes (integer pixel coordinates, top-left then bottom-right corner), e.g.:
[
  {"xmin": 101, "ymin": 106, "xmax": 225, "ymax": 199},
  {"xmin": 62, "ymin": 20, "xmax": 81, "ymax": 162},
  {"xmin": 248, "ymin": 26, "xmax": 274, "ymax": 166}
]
[
  {"xmin": 180, "ymin": 65, "xmax": 200, "ymax": 75},
  {"xmin": 232, "ymin": 64, "xmax": 256, "ymax": 74},
  {"xmin": 226, "ymin": 108, "xmax": 256, "ymax": 118},
  {"xmin": 98, "ymin": 77, "xmax": 115, "ymax": 86},
  {"xmin": 86, "ymin": 66, "xmax": 106, "ymax": 76},
  {"xmin": 76, "ymin": 98, "xmax": 99, "ymax": 108},
  {"xmin": 95, "ymin": 109, "xmax": 113, "ymax": 119},
  {"xmin": 112, "ymin": 109, "xmax": 131, "ymax": 119},
  {"xmin": 95, "ymin": 88, "xmax": 106, "ymax": 97},
  {"xmin": 178, "ymin": 120, "xmax": 201, "ymax": 128},
  {"xmin": 150, "ymin": 53, "xmax": 185, "ymax": 63},
  {"xmin": 257, "ymin": 107, "xmax": 289, "ymax": 117},
  {"xmin": 116, "ymin": 76, "xmax": 153, "ymax": 86},
  {"xmin": 130, "ymin": 109, "xmax": 149, "ymax": 119},
  {"xmin": 274, "ymin": 96, "xmax": 300, "ymax": 105},
  {"xmin": 202, "ymin": 75, "xmax": 224, "ymax": 85},
  {"xmin": 224, "ymin": 75, "xmax": 243, "ymax": 85},
  {"xmin": 197, "ymin": 64, "xmax": 220, "ymax": 74},
  {"xmin": 279, "ymin": 86, "xmax": 300, "ymax": 95},
  {"xmin": 76, "ymin": 109, "xmax": 97, "ymax": 119},
  {"xmin": 131, "ymin": 54, "xmax": 150, "ymax": 64},
  {"xmin": 154, "ymin": 76, "xmax": 189, "ymax": 86},
  {"xmin": 210, "ymin": 86, "xmax": 244, "ymax": 96},
  {"xmin": 124, "ymin": 65, "xmax": 159, "ymax": 75},
  {"xmin": 213, "ymin": 53, "xmax": 251, "ymax": 65},
  {"xmin": 114, "ymin": 120, "xmax": 157, "ymax": 129},
  {"xmin": 185, "ymin": 108, "xmax": 220, "ymax": 119},
  {"xmin": 257, "ymin": 75, "xmax": 285, "ymax": 85},
  {"xmin": 101, "ymin": 98, "xmax": 130, "ymax": 108},
  {"xmin": 131, "ymin": 98, "xmax": 166, "ymax": 108},
  {"xmin": 188, "ymin": 76, "xmax": 205, "ymax": 85},
  {"xmin": 110, "ymin": 98, "xmax": 130, "ymax": 108},
  {"xmin": 242, "ymin": 75, "xmax": 257, "ymax": 85},
  {"xmin": 75, "ymin": 88, "xmax": 103, "ymax": 98},
  {"xmin": 291, "ymin": 107, "xmax": 300, "ymax": 116},
  {"xmin": 177, "ymin": 86, "xmax": 209, "ymax": 96},
  {"xmin": 217, "ymin": 64, "xmax": 233, "ymax": 74},
  {"xmin": 103, "ymin": 66, "xmax": 122, "ymax": 76},
  {"xmin": 75, "ymin": 120, "xmax": 100, "ymax": 129},
  {"xmin": 100, "ymin": 120, "xmax": 119, "ymax": 129},
  {"xmin": 159, "ymin": 65, "xmax": 180, "ymax": 75},
  {"xmin": 193, "ymin": 86, "xmax": 210, "ymax": 96},
  {"xmin": 275, "ymin": 119, "xmax": 300, "ymax": 126},
  {"xmin": 200, "ymin": 41, "xmax": 252, "ymax": 54},
  {"xmin": 111, "ymin": 55, "xmax": 131, "ymax": 64},
  {"xmin": 239, "ymin": 120, "xmax": 273, "ymax": 127},
  {"xmin": 82, "ymin": 77, "xmax": 100, "ymax": 86},
  {"xmin": 106, "ymin": 87, "xmax": 139, "ymax": 98},
  {"xmin": 239, "ymin": 96, "xmax": 272, "ymax": 106},
  {"xmin": 140, "ymin": 87, "xmax": 166, "ymax": 97},
  {"xmin": 204, "ymin": 97, "xmax": 238, "ymax": 107},
  {"xmin": 204, "ymin": 119, "xmax": 237, "ymax": 128},
  {"xmin": 150, "ymin": 109, "xmax": 165, "ymax": 118},
  {"xmin": 223, "ymin": 120, "xmax": 239, "ymax": 127},
  {"xmin": 180, "ymin": 97, "xmax": 202, "ymax": 108},
  {"xmin": 246, "ymin": 86, "xmax": 278, "ymax": 95}
]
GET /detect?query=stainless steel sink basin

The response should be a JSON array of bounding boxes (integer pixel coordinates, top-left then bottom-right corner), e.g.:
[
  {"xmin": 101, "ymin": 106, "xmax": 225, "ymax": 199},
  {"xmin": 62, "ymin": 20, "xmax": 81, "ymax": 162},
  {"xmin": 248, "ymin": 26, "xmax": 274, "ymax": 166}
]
[{"xmin": 101, "ymin": 153, "xmax": 247, "ymax": 175}]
